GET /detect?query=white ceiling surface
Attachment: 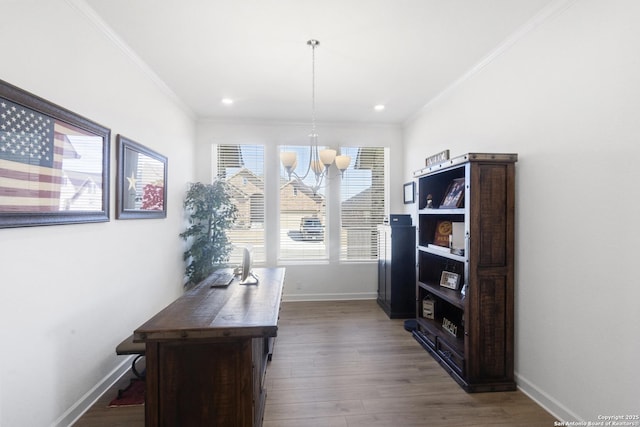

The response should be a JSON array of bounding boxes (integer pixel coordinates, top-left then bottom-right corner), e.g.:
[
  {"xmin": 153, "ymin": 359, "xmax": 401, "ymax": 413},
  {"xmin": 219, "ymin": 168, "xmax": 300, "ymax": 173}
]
[{"xmin": 84, "ymin": 0, "xmax": 555, "ymax": 124}]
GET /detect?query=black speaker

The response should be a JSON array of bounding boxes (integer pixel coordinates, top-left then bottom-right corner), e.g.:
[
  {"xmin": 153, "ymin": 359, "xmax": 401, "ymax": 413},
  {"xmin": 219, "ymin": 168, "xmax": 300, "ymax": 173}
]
[{"xmin": 389, "ymin": 214, "xmax": 412, "ymax": 226}]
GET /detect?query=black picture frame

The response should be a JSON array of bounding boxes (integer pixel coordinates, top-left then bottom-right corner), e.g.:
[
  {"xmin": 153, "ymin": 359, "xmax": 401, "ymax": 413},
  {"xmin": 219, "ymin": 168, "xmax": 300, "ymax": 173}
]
[
  {"xmin": 0, "ymin": 79, "xmax": 110, "ymax": 228},
  {"xmin": 403, "ymin": 181, "xmax": 415, "ymax": 204},
  {"xmin": 116, "ymin": 135, "xmax": 167, "ymax": 219}
]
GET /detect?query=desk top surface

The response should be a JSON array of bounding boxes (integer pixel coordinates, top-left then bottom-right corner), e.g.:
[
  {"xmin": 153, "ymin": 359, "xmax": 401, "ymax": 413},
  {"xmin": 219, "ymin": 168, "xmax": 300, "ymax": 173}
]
[{"xmin": 134, "ymin": 267, "xmax": 285, "ymax": 342}]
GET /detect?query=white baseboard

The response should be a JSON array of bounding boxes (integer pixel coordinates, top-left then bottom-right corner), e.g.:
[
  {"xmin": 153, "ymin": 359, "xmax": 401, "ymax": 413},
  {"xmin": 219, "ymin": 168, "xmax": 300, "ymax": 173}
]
[
  {"xmin": 282, "ymin": 292, "xmax": 377, "ymax": 302},
  {"xmin": 53, "ymin": 356, "xmax": 133, "ymax": 427},
  {"xmin": 516, "ymin": 372, "xmax": 581, "ymax": 423}
]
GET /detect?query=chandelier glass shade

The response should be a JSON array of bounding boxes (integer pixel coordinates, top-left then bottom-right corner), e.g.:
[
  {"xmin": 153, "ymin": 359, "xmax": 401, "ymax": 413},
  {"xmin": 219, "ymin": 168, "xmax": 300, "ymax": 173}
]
[{"xmin": 280, "ymin": 39, "xmax": 350, "ymax": 192}]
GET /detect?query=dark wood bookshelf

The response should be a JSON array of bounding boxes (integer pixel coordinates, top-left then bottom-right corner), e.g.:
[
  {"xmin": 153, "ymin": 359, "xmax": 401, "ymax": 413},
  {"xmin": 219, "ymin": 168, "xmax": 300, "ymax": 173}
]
[{"xmin": 412, "ymin": 152, "xmax": 517, "ymax": 393}]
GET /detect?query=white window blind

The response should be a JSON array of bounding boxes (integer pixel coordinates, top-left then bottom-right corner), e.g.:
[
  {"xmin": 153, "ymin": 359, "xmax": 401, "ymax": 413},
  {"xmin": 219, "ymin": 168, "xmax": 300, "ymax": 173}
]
[
  {"xmin": 213, "ymin": 144, "xmax": 265, "ymax": 264},
  {"xmin": 278, "ymin": 145, "xmax": 327, "ymax": 261},
  {"xmin": 340, "ymin": 147, "xmax": 386, "ymax": 261}
]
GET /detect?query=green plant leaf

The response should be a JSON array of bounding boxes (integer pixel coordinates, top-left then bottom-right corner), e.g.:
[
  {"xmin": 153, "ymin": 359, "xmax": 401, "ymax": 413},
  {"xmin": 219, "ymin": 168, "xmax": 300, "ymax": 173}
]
[{"xmin": 180, "ymin": 180, "xmax": 238, "ymax": 286}]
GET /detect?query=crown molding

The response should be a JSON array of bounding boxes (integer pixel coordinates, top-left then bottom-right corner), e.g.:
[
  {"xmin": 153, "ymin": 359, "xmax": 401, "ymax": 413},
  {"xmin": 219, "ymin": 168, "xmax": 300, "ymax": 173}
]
[
  {"xmin": 405, "ymin": 0, "xmax": 578, "ymax": 126},
  {"xmin": 65, "ymin": 0, "xmax": 196, "ymax": 120}
]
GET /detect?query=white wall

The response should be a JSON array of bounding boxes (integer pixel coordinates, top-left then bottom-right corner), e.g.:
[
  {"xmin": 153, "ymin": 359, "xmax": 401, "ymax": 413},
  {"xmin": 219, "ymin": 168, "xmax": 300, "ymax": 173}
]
[
  {"xmin": 0, "ymin": 1, "xmax": 196, "ymax": 426},
  {"xmin": 404, "ymin": 0, "xmax": 640, "ymax": 422},
  {"xmin": 196, "ymin": 119, "xmax": 403, "ymax": 300}
]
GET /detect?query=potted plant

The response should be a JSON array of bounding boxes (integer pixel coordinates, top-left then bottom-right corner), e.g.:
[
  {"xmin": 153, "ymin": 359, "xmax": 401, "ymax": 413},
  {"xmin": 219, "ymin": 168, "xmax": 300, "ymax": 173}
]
[{"xmin": 180, "ymin": 180, "xmax": 238, "ymax": 286}]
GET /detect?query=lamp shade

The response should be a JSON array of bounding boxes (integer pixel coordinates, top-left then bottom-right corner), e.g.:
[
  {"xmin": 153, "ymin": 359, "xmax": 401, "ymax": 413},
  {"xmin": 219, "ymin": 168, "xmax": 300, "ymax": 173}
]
[
  {"xmin": 319, "ymin": 149, "xmax": 337, "ymax": 166},
  {"xmin": 280, "ymin": 151, "xmax": 297, "ymax": 168},
  {"xmin": 335, "ymin": 155, "xmax": 351, "ymax": 171}
]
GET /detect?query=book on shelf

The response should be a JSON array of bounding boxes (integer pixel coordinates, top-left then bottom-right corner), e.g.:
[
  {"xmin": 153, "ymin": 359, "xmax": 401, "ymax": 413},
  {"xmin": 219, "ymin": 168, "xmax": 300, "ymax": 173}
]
[
  {"xmin": 427, "ymin": 244, "xmax": 451, "ymax": 253},
  {"xmin": 433, "ymin": 220, "xmax": 452, "ymax": 247},
  {"xmin": 451, "ymin": 222, "xmax": 465, "ymax": 253}
]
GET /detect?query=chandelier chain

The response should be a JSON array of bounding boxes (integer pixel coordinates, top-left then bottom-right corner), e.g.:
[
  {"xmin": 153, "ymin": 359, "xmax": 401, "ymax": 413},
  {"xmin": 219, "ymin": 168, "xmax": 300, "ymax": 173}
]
[{"xmin": 309, "ymin": 39, "xmax": 318, "ymax": 137}]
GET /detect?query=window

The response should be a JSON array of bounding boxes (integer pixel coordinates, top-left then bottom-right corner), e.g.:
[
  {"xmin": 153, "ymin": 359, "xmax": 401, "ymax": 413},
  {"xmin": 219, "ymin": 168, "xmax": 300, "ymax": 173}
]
[
  {"xmin": 213, "ymin": 144, "xmax": 265, "ymax": 264},
  {"xmin": 340, "ymin": 147, "xmax": 387, "ymax": 261},
  {"xmin": 214, "ymin": 143, "xmax": 386, "ymax": 265},
  {"xmin": 278, "ymin": 145, "xmax": 387, "ymax": 262},
  {"xmin": 279, "ymin": 145, "xmax": 328, "ymax": 261}
]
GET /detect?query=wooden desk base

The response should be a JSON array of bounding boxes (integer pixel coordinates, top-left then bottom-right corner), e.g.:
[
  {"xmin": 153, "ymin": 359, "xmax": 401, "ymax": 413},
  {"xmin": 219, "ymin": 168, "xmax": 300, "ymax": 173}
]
[
  {"xmin": 145, "ymin": 337, "xmax": 270, "ymax": 426},
  {"xmin": 135, "ymin": 268, "xmax": 284, "ymax": 427}
]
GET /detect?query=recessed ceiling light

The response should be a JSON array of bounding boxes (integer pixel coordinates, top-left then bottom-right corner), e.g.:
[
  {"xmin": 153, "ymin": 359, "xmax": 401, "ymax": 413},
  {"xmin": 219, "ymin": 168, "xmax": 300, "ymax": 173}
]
[
  {"xmin": 221, "ymin": 98, "xmax": 234, "ymax": 105},
  {"xmin": 374, "ymin": 104, "xmax": 385, "ymax": 111}
]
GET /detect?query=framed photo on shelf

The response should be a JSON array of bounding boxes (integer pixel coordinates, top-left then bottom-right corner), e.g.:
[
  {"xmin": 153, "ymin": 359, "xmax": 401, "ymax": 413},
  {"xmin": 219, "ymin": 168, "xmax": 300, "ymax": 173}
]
[
  {"xmin": 440, "ymin": 178, "xmax": 465, "ymax": 208},
  {"xmin": 116, "ymin": 135, "xmax": 167, "ymax": 219},
  {"xmin": 422, "ymin": 295, "xmax": 435, "ymax": 319},
  {"xmin": 440, "ymin": 271, "xmax": 460, "ymax": 290},
  {"xmin": 403, "ymin": 181, "xmax": 415, "ymax": 204}
]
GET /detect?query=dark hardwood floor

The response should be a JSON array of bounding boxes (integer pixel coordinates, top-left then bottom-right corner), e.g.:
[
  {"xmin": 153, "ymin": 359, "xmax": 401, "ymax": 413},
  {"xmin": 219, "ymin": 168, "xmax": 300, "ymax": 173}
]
[{"xmin": 74, "ymin": 300, "xmax": 557, "ymax": 426}]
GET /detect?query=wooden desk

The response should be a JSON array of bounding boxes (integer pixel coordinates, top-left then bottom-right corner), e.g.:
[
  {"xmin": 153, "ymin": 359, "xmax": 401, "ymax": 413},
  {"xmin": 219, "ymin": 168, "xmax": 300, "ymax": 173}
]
[{"xmin": 134, "ymin": 267, "xmax": 285, "ymax": 427}]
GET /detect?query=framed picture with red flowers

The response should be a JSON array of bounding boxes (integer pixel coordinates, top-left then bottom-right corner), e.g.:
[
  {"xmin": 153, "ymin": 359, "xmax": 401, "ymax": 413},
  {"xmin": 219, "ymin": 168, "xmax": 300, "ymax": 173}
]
[{"xmin": 116, "ymin": 135, "xmax": 167, "ymax": 219}]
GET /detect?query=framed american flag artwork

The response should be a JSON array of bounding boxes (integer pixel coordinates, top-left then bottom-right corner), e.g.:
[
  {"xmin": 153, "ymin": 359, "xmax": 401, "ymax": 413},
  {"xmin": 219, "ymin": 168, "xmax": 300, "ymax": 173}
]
[{"xmin": 0, "ymin": 79, "xmax": 110, "ymax": 228}]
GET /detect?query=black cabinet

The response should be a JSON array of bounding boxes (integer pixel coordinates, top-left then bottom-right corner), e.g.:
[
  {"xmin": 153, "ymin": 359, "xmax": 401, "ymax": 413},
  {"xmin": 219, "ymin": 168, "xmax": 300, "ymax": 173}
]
[{"xmin": 377, "ymin": 224, "xmax": 415, "ymax": 318}]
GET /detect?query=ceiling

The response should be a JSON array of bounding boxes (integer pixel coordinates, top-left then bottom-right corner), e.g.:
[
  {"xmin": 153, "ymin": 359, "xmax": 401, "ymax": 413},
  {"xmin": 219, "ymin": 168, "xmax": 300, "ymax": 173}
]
[{"xmin": 84, "ymin": 0, "xmax": 554, "ymax": 124}]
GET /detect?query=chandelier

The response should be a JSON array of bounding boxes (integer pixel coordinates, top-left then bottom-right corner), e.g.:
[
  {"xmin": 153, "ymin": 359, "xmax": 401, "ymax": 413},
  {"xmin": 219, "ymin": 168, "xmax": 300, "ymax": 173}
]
[{"xmin": 280, "ymin": 39, "xmax": 351, "ymax": 193}]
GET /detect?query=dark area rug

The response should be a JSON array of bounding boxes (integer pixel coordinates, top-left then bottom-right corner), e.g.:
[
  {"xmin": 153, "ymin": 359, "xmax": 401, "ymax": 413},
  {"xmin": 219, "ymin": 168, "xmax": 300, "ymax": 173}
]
[{"xmin": 108, "ymin": 378, "xmax": 145, "ymax": 407}]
